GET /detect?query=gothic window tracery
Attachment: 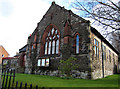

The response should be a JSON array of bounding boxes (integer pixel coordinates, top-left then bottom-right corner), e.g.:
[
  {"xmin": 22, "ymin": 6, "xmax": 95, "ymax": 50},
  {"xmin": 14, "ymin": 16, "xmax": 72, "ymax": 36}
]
[{"xmin": 44, "ymin": 28, "xmax": 60, "ymax": 55}]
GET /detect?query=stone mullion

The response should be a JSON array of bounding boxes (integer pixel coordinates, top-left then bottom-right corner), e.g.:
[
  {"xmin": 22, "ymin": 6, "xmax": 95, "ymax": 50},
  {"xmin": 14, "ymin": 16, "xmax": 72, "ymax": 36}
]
[
  {"xmin": 55, "ymin": 39, "xmax": 57, "ymax": 54},
  {"xmin": 47, "ymin": 41, "xmax": 49, "ymax": 55},
  {"xmin": 40, "ymin": 59, "xmax": 42, "ymax": 66},
  {"xmin": 45, "ymin": 59, "xmax": 46, "ymax": 66},
  {"xmin": 51, "ymin": 39, "xmax": 53, "ymax": 54},
  {"xmin": 74, "ymin": 37, "xmax": 76, "ymax": 54}
]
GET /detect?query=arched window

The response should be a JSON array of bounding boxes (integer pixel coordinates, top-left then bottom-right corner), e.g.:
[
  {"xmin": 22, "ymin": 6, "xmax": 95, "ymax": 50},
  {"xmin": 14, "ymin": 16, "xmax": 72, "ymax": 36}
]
[
  {"xmin": 74, "ymin": 33, "xmax": 80, "ymax": 54},
  {"xmin": 76, "ymin": 35, "xmax": 79, "ymax": 53},
  {"xmin": 44, "ymin": 28, "xmax": 60, "ymax": 55}
]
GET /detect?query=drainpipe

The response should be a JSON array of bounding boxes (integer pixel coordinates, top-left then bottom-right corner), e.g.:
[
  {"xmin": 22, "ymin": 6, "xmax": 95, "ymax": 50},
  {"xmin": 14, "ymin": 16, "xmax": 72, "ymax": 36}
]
[{"xmin": 101, "ymin": 39, "xmax": 104, "ymax": 78}]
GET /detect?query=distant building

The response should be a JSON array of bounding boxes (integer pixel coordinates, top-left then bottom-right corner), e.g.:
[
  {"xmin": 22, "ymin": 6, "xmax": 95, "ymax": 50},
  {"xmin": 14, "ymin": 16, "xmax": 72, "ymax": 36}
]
[
  {"xmin": 2, "ymin": 45, "xmax": 28, "ymax": 73},
  {"xmin": 18, "ymin": 45, "xmax": 27, "ymax": 73},
  {"xmin": 0, "ymin": 45, "xmax": 9, "ymax": 64},
  {"xmin": 2, "ymin": 57, "xmax": 19, "ymax": 70}
]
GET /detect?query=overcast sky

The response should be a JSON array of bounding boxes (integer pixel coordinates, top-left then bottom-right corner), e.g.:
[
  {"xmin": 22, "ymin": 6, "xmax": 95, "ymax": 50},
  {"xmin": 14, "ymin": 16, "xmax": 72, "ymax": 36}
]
[
  {"xmin": 0, "ymin": 0, "xmax": 74, "ymax": 56},
  {"xmin": 0, "ymin": 0, "xmax": 119, "ymax": 56}
]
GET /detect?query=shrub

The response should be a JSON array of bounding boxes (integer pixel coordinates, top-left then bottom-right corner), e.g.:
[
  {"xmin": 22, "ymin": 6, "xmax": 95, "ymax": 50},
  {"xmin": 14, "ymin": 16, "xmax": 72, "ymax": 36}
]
[{"xmin": 58, "ymin": 57, "xmax": 78, "ymax": 79}]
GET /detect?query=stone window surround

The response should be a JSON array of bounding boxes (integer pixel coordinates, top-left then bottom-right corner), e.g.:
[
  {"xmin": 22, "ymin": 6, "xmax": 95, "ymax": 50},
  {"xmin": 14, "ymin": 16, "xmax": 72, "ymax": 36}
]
[
  {"xmin": 94, "ymin": 39, "xmax": 99, "ymax": 59},
  {"xmin": 37, "ymin": 58, "xmax": 49, "ymax": 67},
  {"xmin": 102, "ymin": 44, "xmax": 106, "ymax": 60},
  {"xmin": 40, "ymin": 24, "xmax": 60, "ymax": 57},
  {"xmin": 74, "ymin": 33, "xmax": 80, "ymax": 54},
  {"xmin": 44, "ymin": 28, "xmax": 59, "ymax": 55}
]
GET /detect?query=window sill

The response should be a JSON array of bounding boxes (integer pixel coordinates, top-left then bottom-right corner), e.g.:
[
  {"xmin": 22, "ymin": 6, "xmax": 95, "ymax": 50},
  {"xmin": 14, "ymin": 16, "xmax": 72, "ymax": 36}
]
[
  {"xmin": 43, "ymin": 54, "xmax": 60, "ymax": 57},
  {"xmin": 38, "ymin": 66, "xmax": 49, "ymax": 67}
]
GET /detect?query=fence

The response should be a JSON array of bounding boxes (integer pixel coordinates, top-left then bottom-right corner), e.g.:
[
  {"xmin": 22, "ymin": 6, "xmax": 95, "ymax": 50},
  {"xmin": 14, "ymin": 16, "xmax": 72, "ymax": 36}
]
[
  {"xmin": 1, "ymin": 68, "xmax": 52, "ymax": 89},
  {"xmin": 1, "ymin": 68, "xmax": 15, "ymax": 89}
]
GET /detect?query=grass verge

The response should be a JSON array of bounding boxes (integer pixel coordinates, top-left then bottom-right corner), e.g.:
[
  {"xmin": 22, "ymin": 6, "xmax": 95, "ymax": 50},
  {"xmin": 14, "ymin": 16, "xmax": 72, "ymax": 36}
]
[{"xmin": 14, "ymin": 73, "xmax": 119, "ymax": 88}]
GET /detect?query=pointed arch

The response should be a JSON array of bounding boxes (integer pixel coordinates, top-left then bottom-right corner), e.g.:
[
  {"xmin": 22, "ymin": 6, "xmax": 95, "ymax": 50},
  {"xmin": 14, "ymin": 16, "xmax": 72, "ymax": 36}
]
[
  {"xmin": 40, "ymin": 24, "xmax": 60, "ymax": 56},
  {"xmin": 74, "ymin": 33, "xmax": 80, "ymax": 54}
]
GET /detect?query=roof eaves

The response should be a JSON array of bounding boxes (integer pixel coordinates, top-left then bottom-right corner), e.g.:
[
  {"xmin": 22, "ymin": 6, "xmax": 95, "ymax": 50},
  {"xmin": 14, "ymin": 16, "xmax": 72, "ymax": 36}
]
[{"xmin": 91, "ymin": 27, "xmax": 119, "ymax": 55}]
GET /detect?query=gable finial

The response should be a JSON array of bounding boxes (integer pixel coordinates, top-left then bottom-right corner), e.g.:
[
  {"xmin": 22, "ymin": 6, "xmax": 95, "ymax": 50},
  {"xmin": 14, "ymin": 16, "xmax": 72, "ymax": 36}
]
[{"xmin": 52, "ymin": 1, "xmax": 55, "ymax": 5}]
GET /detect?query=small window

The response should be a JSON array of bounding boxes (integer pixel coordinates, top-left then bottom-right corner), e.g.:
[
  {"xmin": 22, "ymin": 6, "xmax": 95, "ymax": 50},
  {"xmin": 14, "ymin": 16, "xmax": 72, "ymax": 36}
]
[
  {"xmin": 74, "ymin": 33, "xmax": 80, "ymax": 54},
  {"xmin": 42, "ymin": 59, "xmax": 45, "ymax": 66},
  {"xmin": 102, "ymin": 45, "xmax": 106, "ymax": 60},
  {"xmin": 76, "ymin": 35, "xmax": 79, "ymax": 54},
  {"xmin": 94, "ymin": 39, "xmax": 99, "ymax": 59},
  {"xmin": 109, "ymin": 50, "xmax": 111, "ymax": 62},
  {"xmin": 3, "ymin": 60, "xmax": 8, "ymax": 65},
  {"xmin": 37, "ymin": 58, "xmax": 49, "ymax": 67},
  {"xmin": 2, "ymin": 54, "xmax": 4, "ymax": 57},
  {"xmin": 46, "ymin": 58, "xmax": 49, "ymax": 67},
  {"xmin": 113, "ymin": 53, "xmax": 115, "ymax": 63},
  {"xmin": 37, "ymin": 60, "xmax": 41, "ymax": 66}
]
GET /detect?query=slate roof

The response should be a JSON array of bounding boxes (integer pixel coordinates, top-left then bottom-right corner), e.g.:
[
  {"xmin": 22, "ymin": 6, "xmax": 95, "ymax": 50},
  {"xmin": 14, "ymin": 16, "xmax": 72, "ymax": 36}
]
[
  {"xmin": 19, "ymin": 44, "xmax": 27, "ymax": 53},
  {"xmin": 53, "ymin": 2, "xmax": 119, "ymax": 54},
  {"xmin": 91, "ymin": 27, "xmax": 119, "ymax": 54},
  {"xmin": 26, "ymin": 1, "xmax": 119, "ymax": 55}
]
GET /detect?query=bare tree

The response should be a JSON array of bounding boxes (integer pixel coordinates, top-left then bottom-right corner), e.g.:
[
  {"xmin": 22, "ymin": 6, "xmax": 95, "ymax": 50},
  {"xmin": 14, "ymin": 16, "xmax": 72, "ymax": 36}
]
[
  {"xmin": 72, "ymin": 0, "xmax": 120, "ymax": 65},
  {"xmin": 112, "ymin": 31, "xmax": 120, "ymax": 51},
  {"xmin": 72, "ymin": 0, "xmax": 120, "ymax": 35}
]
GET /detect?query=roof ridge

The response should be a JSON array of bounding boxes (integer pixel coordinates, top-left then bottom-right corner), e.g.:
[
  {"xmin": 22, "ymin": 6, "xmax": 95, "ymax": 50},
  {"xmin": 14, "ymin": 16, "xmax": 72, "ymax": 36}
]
[
  {"xmin": 51, "ymin": 1, "xmax": 89, "ymax": 23},
  {"xmin": 91, "ymin": 27, "xmax": 119, "ymax": 54}
]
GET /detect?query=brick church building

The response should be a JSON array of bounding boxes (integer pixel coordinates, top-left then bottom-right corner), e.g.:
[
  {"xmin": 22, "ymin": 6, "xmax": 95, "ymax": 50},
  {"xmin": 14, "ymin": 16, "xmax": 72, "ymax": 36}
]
[{"xmin": 24, "ymin": 2, "xmax": 119, "ymax": 79}]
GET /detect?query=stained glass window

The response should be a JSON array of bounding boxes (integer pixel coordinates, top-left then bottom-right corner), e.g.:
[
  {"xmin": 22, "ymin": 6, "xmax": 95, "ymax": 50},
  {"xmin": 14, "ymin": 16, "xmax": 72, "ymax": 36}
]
[
  {"xmin": 75, "ymin": 34, "xmax": 80, "ymax": 54},
  {"xmin": 76, "ymin": 35, "xmax": 79, "ymax": 54},
  {"xmin": 41, "ymin": 59, "xmax": 45, "ymax": 66},
  {"xmin": 37, "ymin": 59, "xmax": 41, "ymax": 66},
  {"xmin": 45, "ymin": 42, "xmax": 48, "ymax": 55},
  {"xmin": 37, "ymin": 58, "xmax": 49, "ymax": 67}
]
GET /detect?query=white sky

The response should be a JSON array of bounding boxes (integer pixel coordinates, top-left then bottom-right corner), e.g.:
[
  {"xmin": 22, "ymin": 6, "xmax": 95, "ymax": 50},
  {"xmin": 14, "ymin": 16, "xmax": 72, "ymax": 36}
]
[
  {"xmin": 0, "ymin": 0, "xmax": 73, "ymax": 56},
  {"xmin": 0, "ymin": 0, "xmax": 119, "ymax": 56}
]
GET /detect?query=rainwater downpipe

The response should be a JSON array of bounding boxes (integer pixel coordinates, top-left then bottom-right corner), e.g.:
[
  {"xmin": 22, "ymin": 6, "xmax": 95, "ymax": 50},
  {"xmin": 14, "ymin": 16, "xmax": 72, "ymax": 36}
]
[{"xmin": 101, "ymin": 39, "xmax": 104, "ymax": 78}]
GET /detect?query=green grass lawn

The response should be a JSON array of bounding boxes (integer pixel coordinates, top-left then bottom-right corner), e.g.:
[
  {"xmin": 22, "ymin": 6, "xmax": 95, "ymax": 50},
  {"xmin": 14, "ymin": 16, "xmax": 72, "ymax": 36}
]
[{"xmin": 14, "ymin": 73, "xmax": 119, "ymax": 88}]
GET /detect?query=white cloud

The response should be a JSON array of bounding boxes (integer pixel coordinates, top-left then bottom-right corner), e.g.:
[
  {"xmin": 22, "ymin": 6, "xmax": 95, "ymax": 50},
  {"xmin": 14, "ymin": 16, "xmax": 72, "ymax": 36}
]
[
  {"xmin": 0, "ymin": 0, "xmax": 73, "ymax": 56},
  {"xmin": 0, "ymin": 0, "xmax": 51, "ymax": 56},
  {"xmin": 1, "ymin": 0, "xmax": 118, "ymax": 56}
]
